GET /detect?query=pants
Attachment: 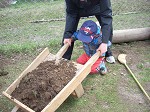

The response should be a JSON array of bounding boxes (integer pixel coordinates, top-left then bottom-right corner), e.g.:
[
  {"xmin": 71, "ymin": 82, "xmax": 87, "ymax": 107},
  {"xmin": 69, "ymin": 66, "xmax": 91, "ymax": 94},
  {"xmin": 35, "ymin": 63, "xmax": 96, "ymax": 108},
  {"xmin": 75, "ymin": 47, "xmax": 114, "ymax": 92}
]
[{"xmin": 76, "ymin": 53, "xmax": 104, "ymax": 74}]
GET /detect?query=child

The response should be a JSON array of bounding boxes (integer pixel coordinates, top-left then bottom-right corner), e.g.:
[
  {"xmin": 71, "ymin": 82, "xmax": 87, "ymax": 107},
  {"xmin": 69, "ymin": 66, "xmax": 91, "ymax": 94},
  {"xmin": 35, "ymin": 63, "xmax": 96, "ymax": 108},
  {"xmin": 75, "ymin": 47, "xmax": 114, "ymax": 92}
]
[{"xmin": 71, "ymin": 20, "xmax": 111, "ymax": 75}]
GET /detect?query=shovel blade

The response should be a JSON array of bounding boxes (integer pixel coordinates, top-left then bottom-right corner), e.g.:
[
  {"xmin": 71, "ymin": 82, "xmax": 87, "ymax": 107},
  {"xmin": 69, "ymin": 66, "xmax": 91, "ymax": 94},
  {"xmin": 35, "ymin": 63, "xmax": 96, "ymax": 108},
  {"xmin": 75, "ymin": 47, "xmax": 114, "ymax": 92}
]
[{"xmin": 118, "ymin": 54, "xmax": 127, "ymax": 64}]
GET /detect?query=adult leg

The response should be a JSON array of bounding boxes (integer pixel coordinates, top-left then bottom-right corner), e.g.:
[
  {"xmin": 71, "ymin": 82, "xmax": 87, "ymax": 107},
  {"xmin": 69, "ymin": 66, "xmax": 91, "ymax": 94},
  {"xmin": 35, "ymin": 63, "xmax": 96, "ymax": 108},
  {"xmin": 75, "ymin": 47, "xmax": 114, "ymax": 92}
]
[
  {"xmin": 62, "ymin": 15, "xmax": 80, "ymax": 60},
  {"xmin": 104, "ymin": 27, "xmax": 115, "ymax": 63},
  {"xmin": 105, "ymin": 27, "xmax": 113, "ymax": 57},
  {"xmin": 96, "ymin": 15, "xmax": 115, "ymax": 63}
]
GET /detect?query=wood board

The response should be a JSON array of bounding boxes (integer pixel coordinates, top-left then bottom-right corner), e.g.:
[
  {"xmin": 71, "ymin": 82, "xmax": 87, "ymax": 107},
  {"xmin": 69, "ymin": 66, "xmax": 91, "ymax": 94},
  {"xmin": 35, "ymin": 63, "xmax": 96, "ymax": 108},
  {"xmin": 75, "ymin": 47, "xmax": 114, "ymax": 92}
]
[{"xmin": 3, "ymin": 45, "xmax": 101, "ymax": 112}]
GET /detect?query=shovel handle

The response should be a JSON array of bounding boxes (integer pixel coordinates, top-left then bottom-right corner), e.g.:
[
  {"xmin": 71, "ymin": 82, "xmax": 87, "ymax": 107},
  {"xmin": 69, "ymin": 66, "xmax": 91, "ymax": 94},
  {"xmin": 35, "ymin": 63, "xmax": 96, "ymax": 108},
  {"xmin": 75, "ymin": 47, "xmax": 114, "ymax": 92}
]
[
  {"xmin": 125, "ymin": 64, "xmax": 150, "ymax": 101},
  {"xmin": 55, "ymin": 43, "xmax": 69, "ymax": 58}
]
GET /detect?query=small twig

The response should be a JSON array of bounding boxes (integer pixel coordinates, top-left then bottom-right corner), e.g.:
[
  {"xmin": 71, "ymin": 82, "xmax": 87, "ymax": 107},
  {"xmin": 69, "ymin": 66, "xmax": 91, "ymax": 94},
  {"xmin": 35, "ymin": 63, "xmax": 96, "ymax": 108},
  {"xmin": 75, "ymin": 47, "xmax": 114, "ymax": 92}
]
[
  {"xmin": 30, "ymin": 18, "xmax": 65, "ymax": 23},
  {"xmin": 30, "ymin": 16, "xmax": 95, "ymax": 23}
]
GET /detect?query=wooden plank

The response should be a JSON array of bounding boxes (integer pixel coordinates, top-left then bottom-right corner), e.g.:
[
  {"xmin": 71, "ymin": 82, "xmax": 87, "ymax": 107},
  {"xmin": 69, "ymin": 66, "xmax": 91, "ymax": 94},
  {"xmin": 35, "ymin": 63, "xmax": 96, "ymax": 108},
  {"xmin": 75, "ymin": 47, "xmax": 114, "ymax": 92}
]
[
  {"xmin": 4, "ymin": 45, "xmax": 100, "ymax": 112},
  {"xmin": 71, "ymin": 91, "xmax": 76, "ymax": 96},
  {"xmin": 42, "ymin": 51, "xmax": 101, "ymax": 112},
  {"xmin": 55, "ymin": 43, "xmax": 69, "ymax": 59},
  {"xmin": 74, "ymin": 84, "xmax": 84, "ymax": 98},
  {"xmin": 3, "ymin": 48, "xmax": 50, "ymax": 112},
  {"xmin": 4, "ymin": 47, "xmax": 49, "ymax": 95},
  {"xmin": 11, "ymin": 106, "xmax": 19, "ymax": 112},
  {"xmin": 3, "ymin": 45, "xmax": 70, "ymax": 112}
]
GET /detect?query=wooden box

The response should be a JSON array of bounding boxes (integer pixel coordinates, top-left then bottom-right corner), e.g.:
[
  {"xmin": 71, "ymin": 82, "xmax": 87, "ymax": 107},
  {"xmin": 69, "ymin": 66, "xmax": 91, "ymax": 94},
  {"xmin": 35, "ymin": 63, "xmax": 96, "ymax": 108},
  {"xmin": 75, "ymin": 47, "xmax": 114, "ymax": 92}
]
[{"xmin": 3, "ymin": 44, "xmax": 100, "ymax": 112}]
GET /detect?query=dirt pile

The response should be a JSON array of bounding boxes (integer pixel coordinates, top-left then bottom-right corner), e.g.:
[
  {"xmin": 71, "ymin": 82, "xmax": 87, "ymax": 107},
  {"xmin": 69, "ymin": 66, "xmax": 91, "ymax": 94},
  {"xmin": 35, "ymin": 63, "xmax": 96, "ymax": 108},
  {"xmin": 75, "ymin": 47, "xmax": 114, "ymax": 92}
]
[{"xmin": 11, "ymin": 59, "xmax": 77, "ymax": 112}]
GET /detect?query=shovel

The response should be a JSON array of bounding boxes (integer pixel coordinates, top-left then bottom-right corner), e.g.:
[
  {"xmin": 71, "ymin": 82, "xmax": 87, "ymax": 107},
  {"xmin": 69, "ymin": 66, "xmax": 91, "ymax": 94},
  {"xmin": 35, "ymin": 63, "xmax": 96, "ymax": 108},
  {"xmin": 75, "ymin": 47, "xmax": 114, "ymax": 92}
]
[{"xmin": 118, "ymin": 54, "xmax": 150, "ymax": 101}]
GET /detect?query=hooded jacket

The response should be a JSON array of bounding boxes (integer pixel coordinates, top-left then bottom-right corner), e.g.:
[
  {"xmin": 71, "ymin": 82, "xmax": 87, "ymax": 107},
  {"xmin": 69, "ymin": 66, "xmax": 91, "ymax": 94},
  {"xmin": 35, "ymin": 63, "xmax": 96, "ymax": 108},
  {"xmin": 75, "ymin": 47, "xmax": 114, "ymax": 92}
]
[{"xmin": 64, "ymin": 0, "xmax": 113, "ymax": 44}]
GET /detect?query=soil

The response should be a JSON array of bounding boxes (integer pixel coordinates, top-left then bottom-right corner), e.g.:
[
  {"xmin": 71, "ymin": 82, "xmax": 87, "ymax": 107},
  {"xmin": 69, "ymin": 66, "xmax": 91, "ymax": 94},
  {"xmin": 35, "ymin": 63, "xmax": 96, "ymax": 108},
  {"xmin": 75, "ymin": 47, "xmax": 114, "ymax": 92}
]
[
  {"xmin": 111, "ymin": 40, "xmax": 150, "ymax": 111},
  {"xmin": 11, "ymin": 59, "xmax": 77, "ymax": 112},
  {"xmin": 0, "ymin": 55, "xmax": 9, "ymax": 76}
]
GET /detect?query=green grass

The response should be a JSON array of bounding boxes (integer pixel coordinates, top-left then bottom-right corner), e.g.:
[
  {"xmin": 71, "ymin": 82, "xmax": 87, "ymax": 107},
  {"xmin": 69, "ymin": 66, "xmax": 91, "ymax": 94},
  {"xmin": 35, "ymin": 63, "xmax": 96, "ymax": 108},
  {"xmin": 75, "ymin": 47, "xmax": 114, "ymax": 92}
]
[
  {"xmin": 112, "ymin": 0, "xmax": 150, "ymax": 14},
  {"xmin": 0, "ymin": 38, "xmax": 63, "ymax": 56},
  {"xmin": 56, "ymin": 70, "xmax": 127, "ymax": 112},
  {"xmin": 0, "ymin": 97, "xmax": 14, "ymax": 112},
  {"xmin": 0, "ymin": 1, "xmax": 65, "ymax": 47},
  {"xmin": 139, "ymin": 68, "xmax": 150, "ymax": 82},
  {"xmin": 113, "ymin": 11, "xmax": 150, "ymax": 30},
  {"xmin": 0, "ymin": 42, "xmax": 38, "ymax": 55}
]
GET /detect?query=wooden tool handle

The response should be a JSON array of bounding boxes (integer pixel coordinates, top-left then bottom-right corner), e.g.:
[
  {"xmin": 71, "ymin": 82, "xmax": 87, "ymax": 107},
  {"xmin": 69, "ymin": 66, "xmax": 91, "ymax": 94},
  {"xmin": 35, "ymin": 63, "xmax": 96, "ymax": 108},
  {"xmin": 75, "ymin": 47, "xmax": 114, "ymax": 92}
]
[
  {"xmin": 55, "ymin": 43, "xmax": 69, "ymax": 59},
  {"xmin": 125, "ymin": 64, "xmax": 150, "ymax": 101}
]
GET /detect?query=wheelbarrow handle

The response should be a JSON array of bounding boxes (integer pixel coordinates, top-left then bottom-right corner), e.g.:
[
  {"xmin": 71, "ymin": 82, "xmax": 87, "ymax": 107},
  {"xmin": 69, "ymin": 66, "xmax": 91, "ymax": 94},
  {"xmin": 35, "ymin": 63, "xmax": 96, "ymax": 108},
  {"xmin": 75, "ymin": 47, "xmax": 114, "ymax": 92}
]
[
  {"xmin": 55, "ymin": 43, "xmax": 70, "ymax": 59},
  {"xmin": 86, "ymin": 51, "xmax": 101, "ymax": 66}
]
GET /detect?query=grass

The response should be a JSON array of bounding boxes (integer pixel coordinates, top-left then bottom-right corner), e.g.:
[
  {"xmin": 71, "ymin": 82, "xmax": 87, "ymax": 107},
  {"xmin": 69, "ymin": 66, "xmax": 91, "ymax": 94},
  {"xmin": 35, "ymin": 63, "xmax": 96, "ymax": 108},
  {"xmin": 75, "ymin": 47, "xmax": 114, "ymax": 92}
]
[
  {"xmin": 56, "ymin": 65, "xmax": 128, "ymax": 112},
  {"xmin": 0, "ymin": 42, "xmax": 38, "ymax": 56},
  {"xmin": 112, "ymin": 0, "xmax": 150, "ymax": 14},
  {"xmin": 0, "ymin": 38, "xmax": 62, "ymax": 56},
  {"xmin": 113, "ymin": 11, "xmax": 150, "ymax": 30},
  {"xmin": 0, "ymin": 0, "xmax": 150, "ymax": 112},
  {"xmin": 0, "ymin": 0, "xmax": 65, "ymax": 48}
]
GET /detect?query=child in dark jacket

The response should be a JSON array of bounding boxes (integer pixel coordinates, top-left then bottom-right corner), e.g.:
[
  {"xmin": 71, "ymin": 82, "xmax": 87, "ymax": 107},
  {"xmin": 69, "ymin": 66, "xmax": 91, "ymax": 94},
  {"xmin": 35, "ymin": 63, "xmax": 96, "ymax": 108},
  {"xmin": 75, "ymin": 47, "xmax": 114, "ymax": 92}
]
[{"xmin": 71, "ymin": 20, "xmax": 111, "ymax": 75}]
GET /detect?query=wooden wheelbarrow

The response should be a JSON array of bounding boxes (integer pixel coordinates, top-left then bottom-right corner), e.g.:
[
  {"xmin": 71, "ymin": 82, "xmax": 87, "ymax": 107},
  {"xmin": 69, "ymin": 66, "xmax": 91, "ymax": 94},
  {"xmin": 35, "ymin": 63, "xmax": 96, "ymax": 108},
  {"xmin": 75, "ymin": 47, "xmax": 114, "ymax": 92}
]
[{"xmin": 2, "ymin": 44, "xmax": 101, "ymax": 112}]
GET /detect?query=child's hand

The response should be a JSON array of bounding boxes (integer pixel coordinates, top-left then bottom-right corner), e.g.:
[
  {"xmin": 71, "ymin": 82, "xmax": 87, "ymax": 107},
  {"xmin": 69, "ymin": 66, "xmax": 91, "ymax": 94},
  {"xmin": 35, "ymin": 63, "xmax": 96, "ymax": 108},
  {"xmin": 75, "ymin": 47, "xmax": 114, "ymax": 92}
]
[
  {"xmin": 63, "ymin": 38, "xmax": 72, "ymax": 46},
  {"xmin": 97, "ymin": 43, "xmax": 107, "ymax": 56}
]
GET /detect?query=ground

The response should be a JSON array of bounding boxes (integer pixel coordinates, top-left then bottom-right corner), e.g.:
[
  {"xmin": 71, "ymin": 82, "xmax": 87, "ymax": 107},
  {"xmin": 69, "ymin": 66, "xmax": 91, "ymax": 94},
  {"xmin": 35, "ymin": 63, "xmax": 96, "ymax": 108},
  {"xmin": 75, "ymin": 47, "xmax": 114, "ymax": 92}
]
[
  {"xmin": 0, "ymin": 40, "xmax": 150, "ymax": 112},
  {"xmin": 111, "ymin": 40, "xmax": 150, "ymax": 112}
]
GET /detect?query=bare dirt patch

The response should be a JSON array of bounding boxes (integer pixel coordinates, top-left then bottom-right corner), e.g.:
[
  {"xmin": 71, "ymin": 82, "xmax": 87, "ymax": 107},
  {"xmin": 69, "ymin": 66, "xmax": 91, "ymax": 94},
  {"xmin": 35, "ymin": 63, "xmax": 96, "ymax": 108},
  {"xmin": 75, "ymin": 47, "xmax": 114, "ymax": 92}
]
[{"xmin": 112, "ymin": 40, "xmax": 150, "ymax": 111}]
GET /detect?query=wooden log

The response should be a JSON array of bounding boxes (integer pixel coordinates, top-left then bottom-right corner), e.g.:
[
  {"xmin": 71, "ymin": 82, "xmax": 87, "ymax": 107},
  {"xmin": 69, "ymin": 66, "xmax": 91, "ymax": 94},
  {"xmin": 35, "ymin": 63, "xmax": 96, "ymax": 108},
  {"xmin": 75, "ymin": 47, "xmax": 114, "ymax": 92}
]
[{"xmin": 112, "ymin": 27, "xmax": 150, "ymax": 43}]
